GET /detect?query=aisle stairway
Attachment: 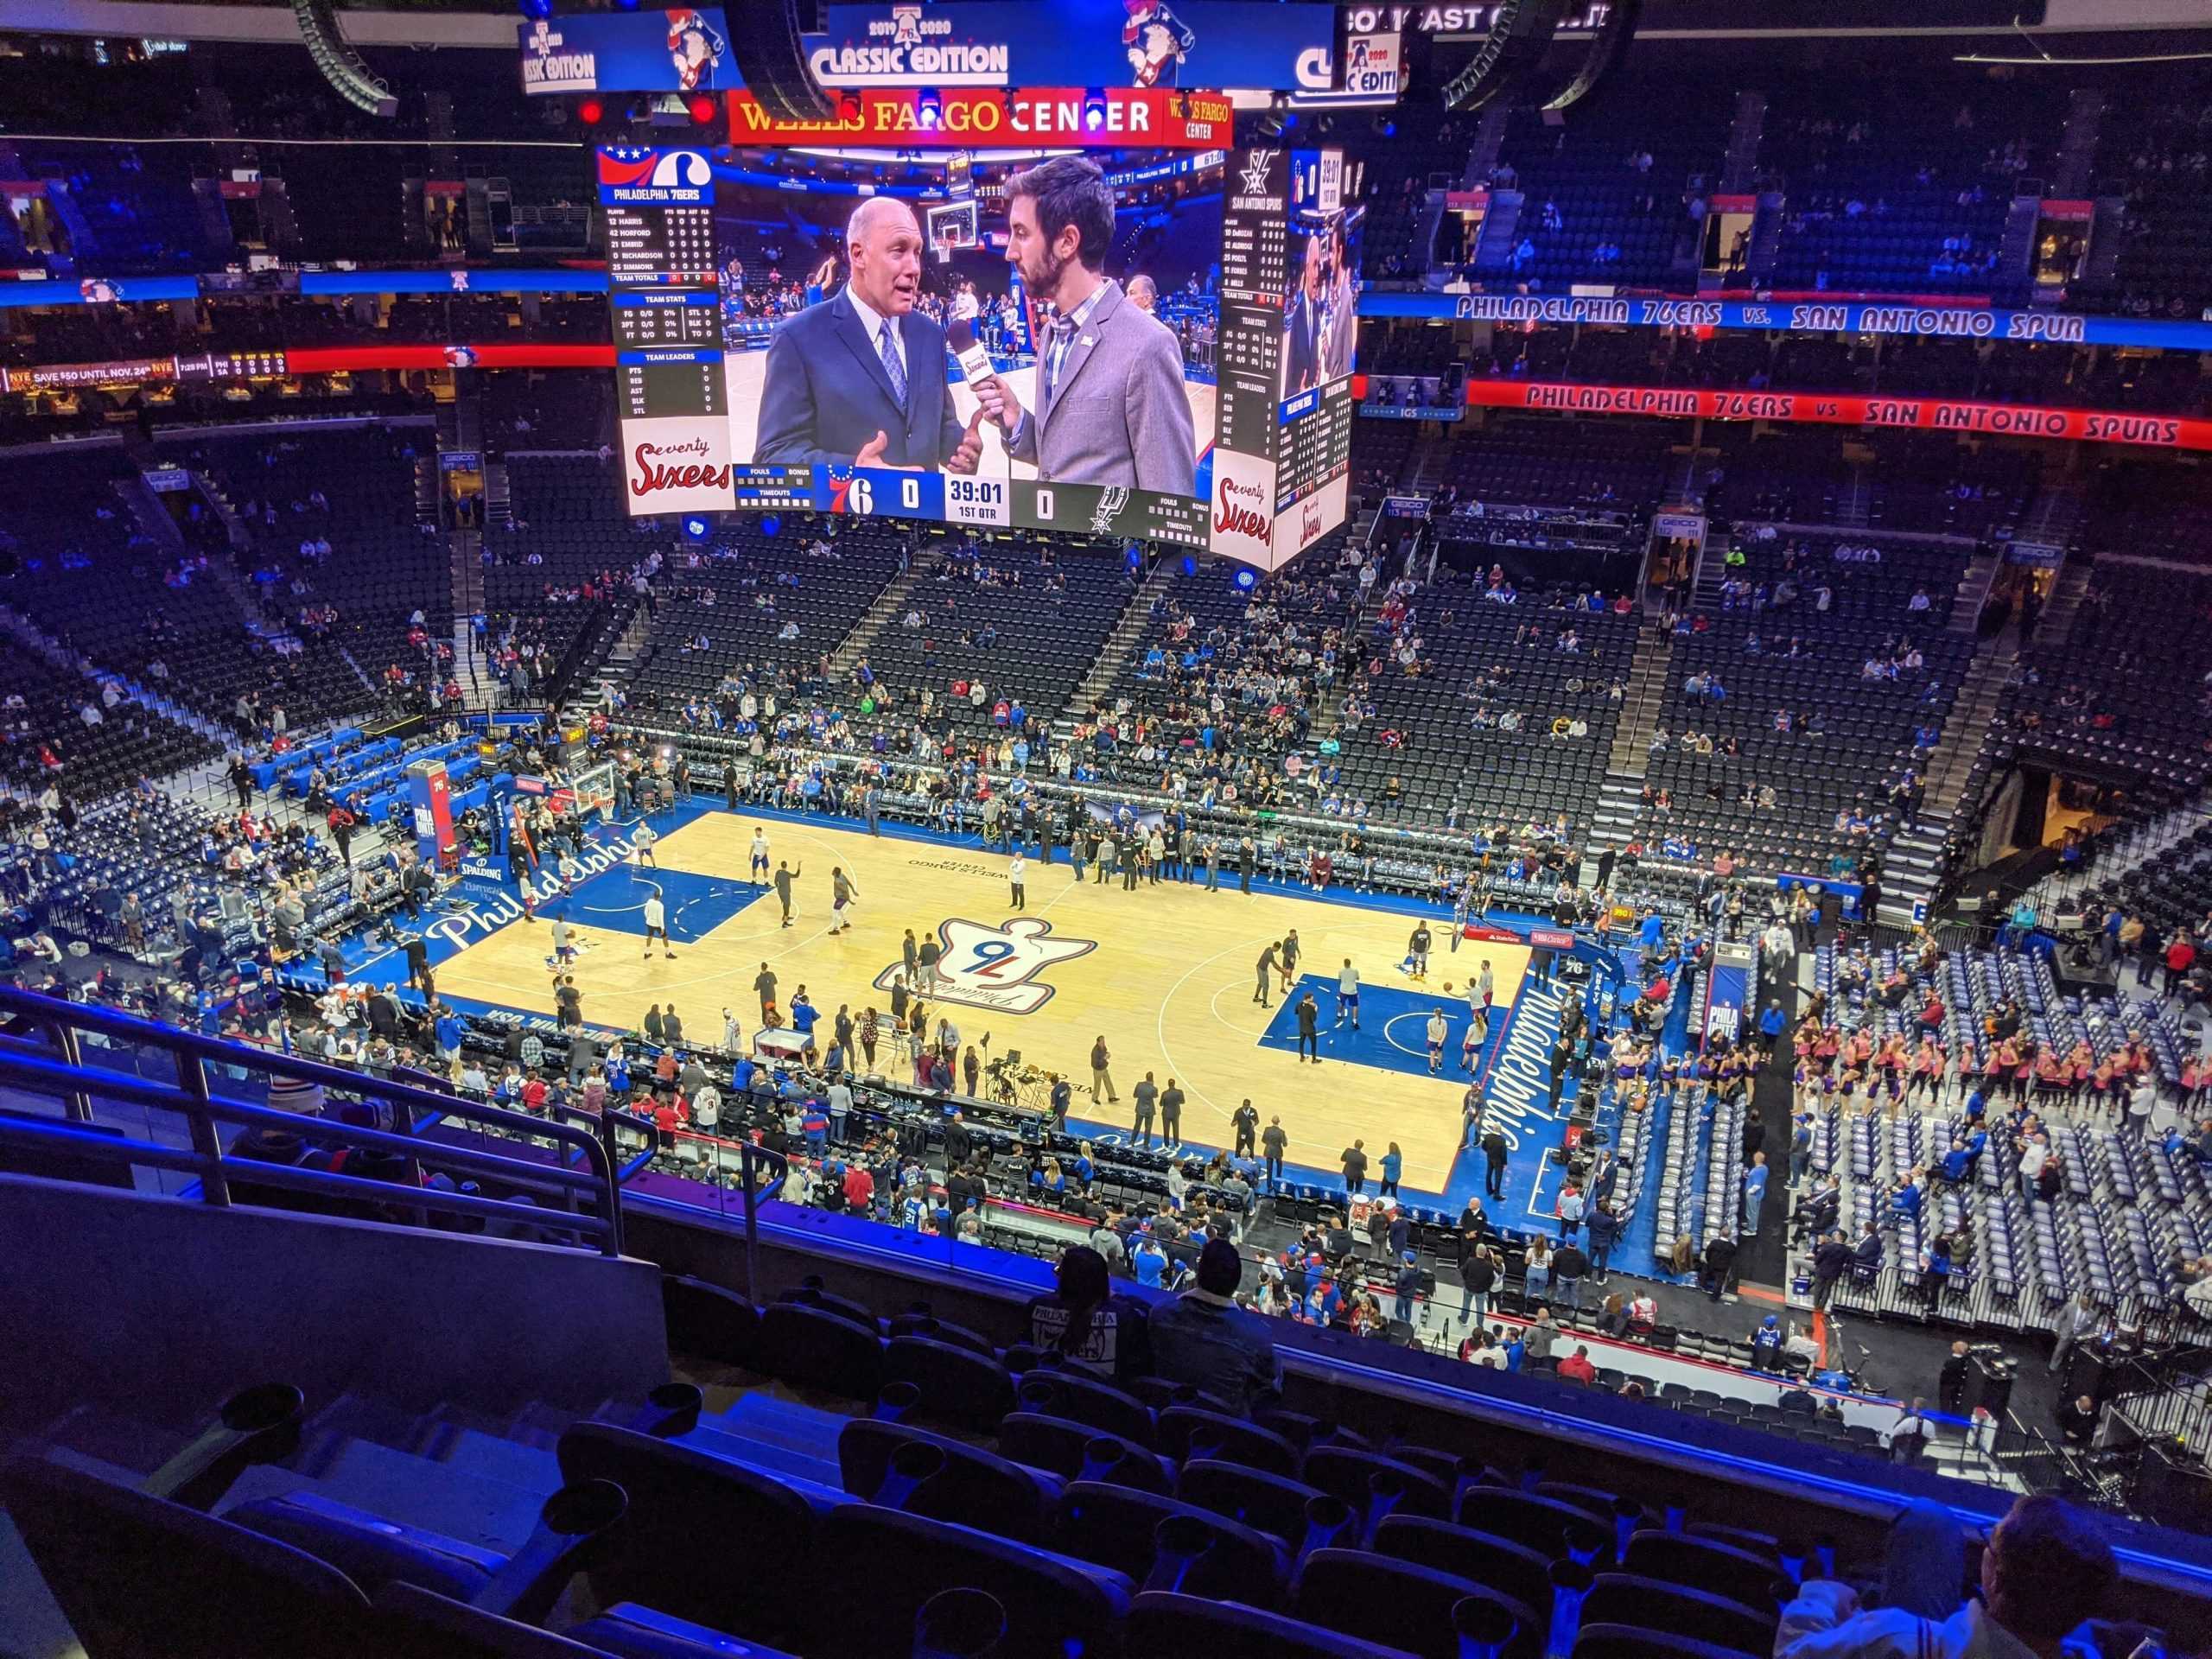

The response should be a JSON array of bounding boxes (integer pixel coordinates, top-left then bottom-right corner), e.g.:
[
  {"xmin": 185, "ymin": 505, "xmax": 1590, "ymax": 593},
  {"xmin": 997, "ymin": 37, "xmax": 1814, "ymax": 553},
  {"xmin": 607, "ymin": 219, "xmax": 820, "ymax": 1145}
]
[
  {"xmin": 1604, "ymin": 627, "xmax": 1675, "ymax": 779},
  {"xmin": 1060, "ymin": 554, "xmax": 1182, "ymax": 723},
  {"xmin": 826, "ymin": 540, "xmax": 939, "ymax": 680}
]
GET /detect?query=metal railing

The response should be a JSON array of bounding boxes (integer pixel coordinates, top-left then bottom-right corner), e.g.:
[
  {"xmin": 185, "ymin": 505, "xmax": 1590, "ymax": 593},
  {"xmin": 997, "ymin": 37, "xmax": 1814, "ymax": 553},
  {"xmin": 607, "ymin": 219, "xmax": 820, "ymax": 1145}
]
[{"xmin": 0, "ymin": 986, "xmax": 626, "ymax": 1255}]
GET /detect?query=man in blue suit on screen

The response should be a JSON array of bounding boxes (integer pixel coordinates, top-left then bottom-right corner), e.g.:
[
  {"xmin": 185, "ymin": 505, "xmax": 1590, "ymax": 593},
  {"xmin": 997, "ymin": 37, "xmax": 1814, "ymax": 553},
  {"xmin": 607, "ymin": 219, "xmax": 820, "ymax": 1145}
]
[{"xmin": 755, "ymin": 196, "xmax": 984, "ymax": 474}]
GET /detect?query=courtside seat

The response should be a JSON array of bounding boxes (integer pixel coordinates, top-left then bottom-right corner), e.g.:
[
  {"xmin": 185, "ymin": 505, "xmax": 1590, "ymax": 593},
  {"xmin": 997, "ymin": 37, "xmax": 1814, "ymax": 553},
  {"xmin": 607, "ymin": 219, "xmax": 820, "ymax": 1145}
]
[
  {"xmin": 1373, "ymin": 1516, "xmax": 1558, "ymax": 1624},
  {"xmin": 885, "ymin": 1333, "xmax": 1016, "ymax": 1432},
  {"xmin": 756, "ymin": 1302, "xmax": 884, "ymax": 1400},
  {"xmin": 554, "ymin": 1423, "xmax": 821, "ymax": 1650},
  {"xmin": 996, "ymin": 1412, "xmax": 1175, "ymax": 1494},
  {"xmin": 3, "ymin": 1452, "xmax": 377, "ymax": 1659},
  {"xmin": 1157, "ymin": 1404, "xmax": 1302, "ymax": 1477},
  {"xmin": 837, "ymin": 1418, "xmax": 1060, "ymax": 1543},
  {"xmin": 816, "ymin": 1503, "xmax": 1132, "ymax": 1659},
  {"xmin": 1015, "ymin": 1366, "xmax": 1160, "ymax": 1448},
  {"xmin": 1586, "ymin": 1574, "xmax": 1777, "ymax": 1656},
  {"xmin": 1052, "ymin": 1481, "xmax": 1290, "ymax": 1606},
  {"xmin": 1294, "ymin": 1548, "xmax": 1544, "ymax": 1659}
]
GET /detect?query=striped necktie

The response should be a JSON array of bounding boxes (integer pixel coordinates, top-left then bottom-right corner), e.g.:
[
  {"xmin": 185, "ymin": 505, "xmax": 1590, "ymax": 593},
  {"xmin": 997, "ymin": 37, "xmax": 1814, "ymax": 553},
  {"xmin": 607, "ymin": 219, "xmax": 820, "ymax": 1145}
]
[{"xmin": 875, "ymin": 320, "xmax": 906, "ymax": 410}]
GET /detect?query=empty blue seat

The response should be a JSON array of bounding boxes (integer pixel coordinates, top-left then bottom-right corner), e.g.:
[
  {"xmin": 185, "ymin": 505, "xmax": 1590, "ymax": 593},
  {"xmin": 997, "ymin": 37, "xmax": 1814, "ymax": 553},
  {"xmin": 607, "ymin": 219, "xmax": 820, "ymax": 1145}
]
[
  {"xmin": 997, "ymin": 1414, "xmax": 1174, "ymax": 1494},
  {"xmin": 1584, "ymin": 1573, "xmax": 1777, "ymax": 1656},
  {"xmin": 1294, "ymin": 1546, "xmax": 1542, "ymax": 1659},
  {"xmin": 1179, "ymin": 1458, "xmax": 1331, "ymax": 1546},
  {"xmin": 1157, "ymin": 1405, "xmax": 1301, "ymax": 1477},
  {"xmin": 1019, "ymin": 1367, "xmax": 1160, "ymax": 1447},
  {"xmin": 885, "ymin": 1334, "xmax": 1015, "ymax": 1432},
  {"xmin": 1122, "ymin": 1590, "xmax": 1415, "ymax": 1659},
  {"xmin": 838, "ymin": 1418, "xmax": 1059, "ymax": 1544},
  {"xmin": 757, "ymin": 1303, "xmax": 884, "ymax": 1401},
  {"xmin": 556, "ymin": 1423, "xmax": 820, "ymax": 1649},
  {"xmin": 815, "ymin": 1503, "xmax": 1131, "ymax": 1659},
  {"xmin": 1052, "ymin": 1481, "xmax": 1288, "ymax": 1606},
  {"xmin": 3, "ymin": 1453, "xmax": 375, "ymax": 1659}
]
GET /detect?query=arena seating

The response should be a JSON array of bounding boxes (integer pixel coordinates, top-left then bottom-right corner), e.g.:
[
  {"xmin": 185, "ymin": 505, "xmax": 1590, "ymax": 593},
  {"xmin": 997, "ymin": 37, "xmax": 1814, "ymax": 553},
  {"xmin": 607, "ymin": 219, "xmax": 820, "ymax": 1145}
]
[
  {"xmin": 1994, "ymin": 560, "xmax": 2212, "ymax": 793},
  {"xmin": 1806, "ymin": 935, "xmax": 2209, "ymax": 1333},
  {"xmin": 624, "ymin": 521, "xmax": 907, "ymax": 717},
  {"xmin": 855, "ymin": 543, "xmax": 1140, "ymax": 746},
  {"xmin": 1637, "ymin": 528, "xmax": 1973, "ymax": 868},
  {"xmin": 185, "ymin": 426, "xmax": 449, "ymax": 689},
  {"xmin": 1488, "ymin": 88, "xmax": 1733, "ymax": 291},
  {"xmin": 1333, "ymin": 577, "xmax": 1637, "ymax": 842},
  {"xmin": 0, "ymin": 638, "xmax": 220, "ymax": 803},
  {"xmin": 1078, "ymin": 536, "xmax": 1365, "ymax": 794},
  {"xmin": 1438, "ymin": 419, "xmax": 1674, "ymax": 516},
  {"xmin": 0, "ymin": 1274, "xmax": 1919, "ymax": 1659}
]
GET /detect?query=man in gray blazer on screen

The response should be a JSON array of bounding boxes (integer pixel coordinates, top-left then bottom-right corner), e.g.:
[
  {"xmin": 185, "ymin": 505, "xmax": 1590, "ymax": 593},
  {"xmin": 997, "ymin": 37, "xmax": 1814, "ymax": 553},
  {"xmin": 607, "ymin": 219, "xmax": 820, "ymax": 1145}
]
[{"xmin": 970, "ymin": 155, "xmax": 1197, "ymax": 497}]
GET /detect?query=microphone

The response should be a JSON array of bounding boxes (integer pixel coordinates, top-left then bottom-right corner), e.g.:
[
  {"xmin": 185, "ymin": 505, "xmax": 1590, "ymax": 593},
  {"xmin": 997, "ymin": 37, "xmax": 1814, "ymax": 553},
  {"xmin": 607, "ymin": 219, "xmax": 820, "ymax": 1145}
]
[{"xmin": 945, "ymin": 317, "xmax": 994, "ymax": 389}]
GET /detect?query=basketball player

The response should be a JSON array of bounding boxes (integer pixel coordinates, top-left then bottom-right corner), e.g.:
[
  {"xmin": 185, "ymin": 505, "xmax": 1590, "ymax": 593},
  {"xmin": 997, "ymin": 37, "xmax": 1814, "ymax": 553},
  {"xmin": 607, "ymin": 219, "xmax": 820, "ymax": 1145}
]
[
  {"xmin": 830, "ymin": 867, "xmax": 859, "ymax": 934},
  {"xmin": 1408, "ymin": 921, "xmax": 1432, "ymax": 980},
  {"xmin": 772, "ymin": 860, "xmax": 802, "ymax": 928},
  {"xmin": 1337, "ymin": 958, "xmax": 1361, "ymax": 1030},
  {"xmin": 642, "ymin": 890, "xmax": 676, "ymax": 960},
  {"xmin": 749, "ymin": 827, "xmax": 771, "ymax": 882},
  {"xmin": 633, "ymin": 822, "xmax": 658, "ymax": 868},
  {"xmin": 1254, "ymin": 939, "xmax": 1281, "ymax": 1007},
  {"xmin": 1427, "ymin": 1007, "xmax": 1449, "ymax": 1076}
]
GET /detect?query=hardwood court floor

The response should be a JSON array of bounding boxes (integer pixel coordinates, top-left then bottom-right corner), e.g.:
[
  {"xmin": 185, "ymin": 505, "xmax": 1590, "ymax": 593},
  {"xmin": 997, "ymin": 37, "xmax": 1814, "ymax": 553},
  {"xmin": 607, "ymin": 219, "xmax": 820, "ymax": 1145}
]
[{"xmin": 432, "ymin": 810, "xmax": 1527, "ymax": 1194}]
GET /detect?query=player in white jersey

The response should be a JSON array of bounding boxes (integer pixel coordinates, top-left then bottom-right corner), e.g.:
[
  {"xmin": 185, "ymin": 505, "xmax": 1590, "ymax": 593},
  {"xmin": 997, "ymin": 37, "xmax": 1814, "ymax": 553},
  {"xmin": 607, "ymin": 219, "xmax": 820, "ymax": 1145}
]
[
  {"xmin": 1336, "ymin": 959, "xmax": 1361, "ymax": 1031},
  {"xmin": 749, "ymin": 828, "xmax": 771, "ymax": 881}
]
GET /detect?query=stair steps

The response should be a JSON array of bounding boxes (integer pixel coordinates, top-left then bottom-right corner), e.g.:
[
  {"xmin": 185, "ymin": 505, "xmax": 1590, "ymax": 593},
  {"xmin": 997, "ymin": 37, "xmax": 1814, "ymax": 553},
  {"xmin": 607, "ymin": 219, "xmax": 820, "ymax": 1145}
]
[
  {"xmin": 707, "ymin": 1391, "xmax": 850, "ymax": 1466},
  {"xmin": 672, "ymin": 1422, "xmax": 848, "ymax": 1501},
  {"xmin": 1063, "ymin": 556, "xmax": 1181, "ymax": 721},
  {"xmin": 288, "ymin": 1429, "xmax": 545, "ymax": 1553},
  {"xmin": 827, "ymin": 542, "xmax": 941, "ymax": 680}
]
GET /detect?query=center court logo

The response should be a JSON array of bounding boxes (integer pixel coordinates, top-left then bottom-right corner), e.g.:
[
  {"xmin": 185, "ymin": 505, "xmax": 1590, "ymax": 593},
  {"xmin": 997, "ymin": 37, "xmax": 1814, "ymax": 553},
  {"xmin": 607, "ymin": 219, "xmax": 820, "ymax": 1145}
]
[{"xmin": 876, "ymin": 918, "xmax": 1096, "ymax": 1014}]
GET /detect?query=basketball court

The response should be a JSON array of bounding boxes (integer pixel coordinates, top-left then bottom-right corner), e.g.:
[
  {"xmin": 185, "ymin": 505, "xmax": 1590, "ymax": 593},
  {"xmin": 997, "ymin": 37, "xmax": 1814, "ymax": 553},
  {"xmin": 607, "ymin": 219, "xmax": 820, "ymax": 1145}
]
[{"xmin": 368, "ymin": 804, "xmax": 1550, "ymax": 1198}]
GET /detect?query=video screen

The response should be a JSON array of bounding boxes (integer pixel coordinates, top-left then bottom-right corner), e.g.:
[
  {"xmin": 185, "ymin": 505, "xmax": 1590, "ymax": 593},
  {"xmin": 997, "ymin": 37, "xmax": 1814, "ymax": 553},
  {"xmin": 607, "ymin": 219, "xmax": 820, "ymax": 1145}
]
[
  {"xmin": 715, "ymin": 145, "xmax": 1224, "ymax": 538},
  {"xmin": 1281, "ymin": 184, "xmax": 1363, "ymax": 402}
]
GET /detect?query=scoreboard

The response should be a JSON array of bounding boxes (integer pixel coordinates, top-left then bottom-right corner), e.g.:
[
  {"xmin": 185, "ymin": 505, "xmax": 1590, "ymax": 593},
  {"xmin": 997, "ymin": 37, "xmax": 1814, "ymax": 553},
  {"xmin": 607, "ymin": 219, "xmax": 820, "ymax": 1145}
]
[
  {"xmin": 600, "ymin": 148, "xmax": 736, "ymax": 518},
  {"xmin": 615, "ymin": 354, "xmax": 725, "ymax": 421},
  {"xmin": 606, "ymin": 204, "xmax": 716, "ymax": 287},
  {"xmin": 611, "ymin": 291, "xmax": 721, "ymax": 350}
]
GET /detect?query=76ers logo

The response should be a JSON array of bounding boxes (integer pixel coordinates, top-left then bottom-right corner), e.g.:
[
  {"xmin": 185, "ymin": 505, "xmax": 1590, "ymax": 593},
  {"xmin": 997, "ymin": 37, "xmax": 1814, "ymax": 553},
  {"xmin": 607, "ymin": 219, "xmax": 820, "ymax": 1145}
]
[{"xmin": 876, "ymin": 918, "xmax": 1095, "ymax": 1014}]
